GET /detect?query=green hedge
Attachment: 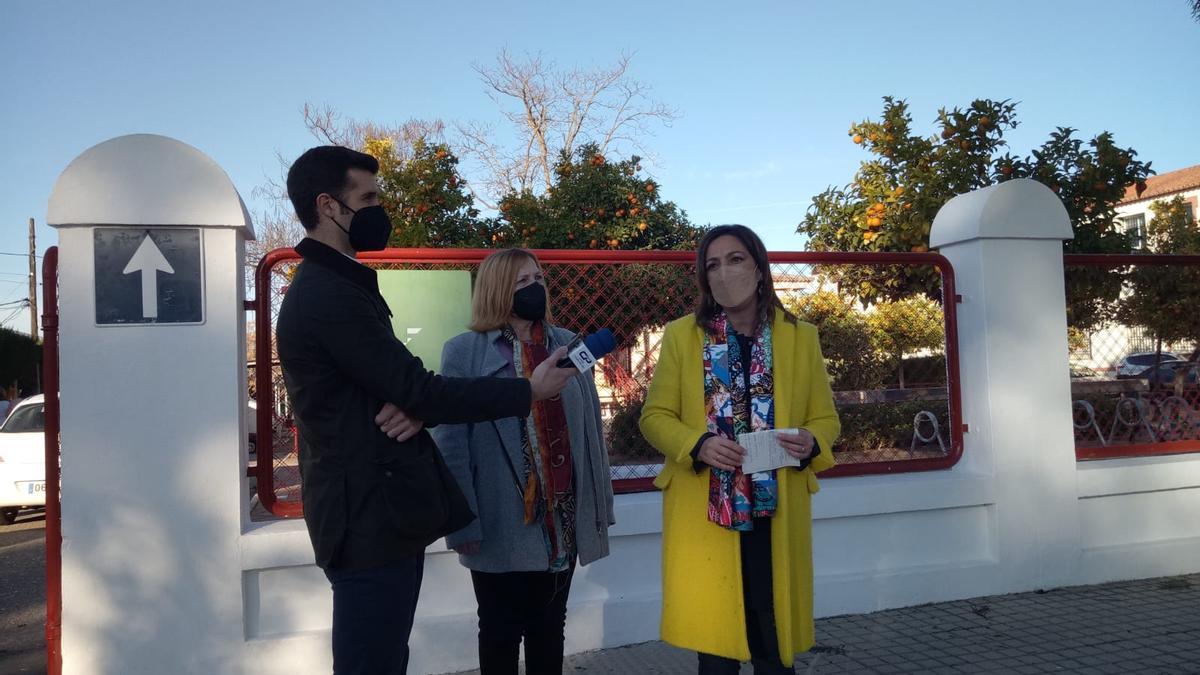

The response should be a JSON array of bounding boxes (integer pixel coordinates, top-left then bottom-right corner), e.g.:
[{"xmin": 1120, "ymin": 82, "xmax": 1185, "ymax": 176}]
[{"xmin": 834, "ymin": 400, "xmax": 951, "ymax": 454}]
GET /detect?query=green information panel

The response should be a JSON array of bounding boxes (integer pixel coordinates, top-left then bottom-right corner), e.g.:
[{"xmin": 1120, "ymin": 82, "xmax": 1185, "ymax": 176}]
[{"xmin": 377, "ymin": 269, "xmax": 474, "ymax": 373}]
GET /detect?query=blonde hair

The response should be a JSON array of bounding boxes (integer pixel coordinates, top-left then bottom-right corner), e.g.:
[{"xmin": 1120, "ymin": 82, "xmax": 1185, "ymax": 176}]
[{"xmin": 468, "ymin": 249, "xmax": 554, "ymax": 332}]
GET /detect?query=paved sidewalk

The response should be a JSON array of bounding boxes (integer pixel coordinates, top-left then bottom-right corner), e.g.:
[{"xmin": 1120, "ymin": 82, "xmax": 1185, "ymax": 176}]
[{"xmin": 447, "ymin": 574, "xmax": 1200, "ymax": 674}]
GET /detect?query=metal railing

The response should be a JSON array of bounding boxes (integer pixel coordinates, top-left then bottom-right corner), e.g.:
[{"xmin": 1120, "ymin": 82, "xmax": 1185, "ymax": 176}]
[
  {"xmin": 251, "ymin": 248, "xmax": 963, "ymax": 518},
  {"xmin": 1065, "ymin": 254, "xmax": 1200, "ymax": 461}
]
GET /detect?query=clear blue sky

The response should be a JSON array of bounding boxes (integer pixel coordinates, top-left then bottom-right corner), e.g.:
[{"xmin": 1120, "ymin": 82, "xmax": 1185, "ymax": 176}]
[{"xmin": 2, "ymin": 0, "xmax": 1198, "ymax": 334}]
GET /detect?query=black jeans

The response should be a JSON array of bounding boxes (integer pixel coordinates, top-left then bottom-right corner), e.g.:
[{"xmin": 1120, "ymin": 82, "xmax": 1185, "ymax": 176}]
[
  {"xmin": 697, "ymin": 519, "xmax": 795, "ymax": 675},
  {"xmin": 324, "ymin": 554, "xmax": 425, "ymax": 675},
  {"xmin": 470, "ymin": 564, "xmax": 576, "ymax": 675}
]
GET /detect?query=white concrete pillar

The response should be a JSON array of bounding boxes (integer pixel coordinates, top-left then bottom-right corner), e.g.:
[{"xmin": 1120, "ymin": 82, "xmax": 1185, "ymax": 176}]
[
  {"xmin": 931, "ymin": 178, "xmax": 1081, "ymax": 590},
  {"xmin": 47, "ymin": 134, "xmax": 255, "ymax": 674}
]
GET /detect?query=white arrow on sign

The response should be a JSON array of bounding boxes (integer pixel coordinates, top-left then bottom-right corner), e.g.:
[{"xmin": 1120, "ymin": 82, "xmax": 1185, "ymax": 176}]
[{"xmin": 122, "ymin": 234, "xmax": 175, "ymax": 319}]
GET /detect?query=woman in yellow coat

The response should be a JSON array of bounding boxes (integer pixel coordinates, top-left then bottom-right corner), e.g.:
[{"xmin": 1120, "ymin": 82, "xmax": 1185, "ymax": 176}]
[{"xmin": 640, "ymin": 225, "xmax": 840, "ymax": 674}]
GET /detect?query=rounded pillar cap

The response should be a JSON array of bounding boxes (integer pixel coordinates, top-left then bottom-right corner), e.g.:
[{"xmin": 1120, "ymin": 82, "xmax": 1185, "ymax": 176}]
[
  {"xmin": 48, "ymin": 134, "xmax": 255, "ymax": 240},
  {"xmin": 931, "ymin": 179, "xmax": 1071, "ymax": 249}
]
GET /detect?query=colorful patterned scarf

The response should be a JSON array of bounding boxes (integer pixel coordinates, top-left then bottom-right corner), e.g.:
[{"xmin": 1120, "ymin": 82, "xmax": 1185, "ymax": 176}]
[
  {"xmin": 507, "ymin": 322, "xmax": 576, "ymax": 571},
  {"xmin": 703, "ymin": 312, "xmax": 777, "ymax": 531}
]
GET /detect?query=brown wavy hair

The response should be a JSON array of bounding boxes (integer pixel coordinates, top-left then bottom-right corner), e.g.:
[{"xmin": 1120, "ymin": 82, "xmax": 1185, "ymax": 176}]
[{"xmin": 693, "ymin": 224, "xmax": 795, "ymax": 333}]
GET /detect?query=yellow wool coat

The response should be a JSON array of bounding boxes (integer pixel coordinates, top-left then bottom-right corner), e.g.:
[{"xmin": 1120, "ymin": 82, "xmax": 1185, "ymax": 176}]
[{"xmin": 639, "ymin": 313, "xmax": 840, "ymax": 665}]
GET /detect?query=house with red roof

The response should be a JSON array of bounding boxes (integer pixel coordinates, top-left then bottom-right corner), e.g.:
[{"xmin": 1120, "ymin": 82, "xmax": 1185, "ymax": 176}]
[{"xmin": 1114, "ymin": 164, "xmax": 1200, "ymax": 248}]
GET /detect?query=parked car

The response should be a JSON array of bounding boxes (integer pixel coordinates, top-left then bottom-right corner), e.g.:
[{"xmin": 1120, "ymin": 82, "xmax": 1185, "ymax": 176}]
[
  {"xmin": 0, "ymin": 395, "xmax": 45, "ymax": 525},
  {"xmin": 1132, "ymin": 361, "xmax": 1199, "ymax": 388},
  {"xmin": 1, "ymin": 395, "xmax": 259, "ymax": 525},
  {"xmin": 1116, "ymin": 351, "xmax": 1184, "ymax": 378}
]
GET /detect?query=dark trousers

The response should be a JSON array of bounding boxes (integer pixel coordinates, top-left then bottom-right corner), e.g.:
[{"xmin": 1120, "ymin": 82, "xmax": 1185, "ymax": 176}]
[
  {"xmin": 470, "ymin": 564, "xmax": 576, "ymax": 675},
  {"xmin": 324, "ymin": 554, "xmax": 426, "ymax": 675},
  {"xmin": 697, "ymin": 519, "xmax": 795, "ymax": 675}
]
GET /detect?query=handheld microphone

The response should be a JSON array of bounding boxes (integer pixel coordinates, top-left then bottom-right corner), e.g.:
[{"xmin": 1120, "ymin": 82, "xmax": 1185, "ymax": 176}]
[{"xmin": 556, "ymin": 329, "xmax": 617, "ymax": 371}]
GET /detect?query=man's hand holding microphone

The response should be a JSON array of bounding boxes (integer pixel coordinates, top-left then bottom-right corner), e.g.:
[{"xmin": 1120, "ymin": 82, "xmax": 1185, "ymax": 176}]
[{"xmin": 376, "ymin": 330, "xmax": 617, "ymax": 444}]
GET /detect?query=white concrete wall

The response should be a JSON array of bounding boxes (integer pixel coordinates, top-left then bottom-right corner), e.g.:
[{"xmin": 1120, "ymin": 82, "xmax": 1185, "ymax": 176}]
[
  {"xmin": 57, "ymin": 227, "xmax": 248, "ymax": 674},
  {"xmin": 51, "ymin": 145, "xmax": 1200, "ymax": 675},
  {"xmin": 50, "ymin": 134, "xmax": 254, "ymax": 675}
]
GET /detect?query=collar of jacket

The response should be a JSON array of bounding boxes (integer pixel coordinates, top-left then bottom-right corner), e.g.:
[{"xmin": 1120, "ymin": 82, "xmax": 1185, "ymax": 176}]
[
  {"xmin": 482, "ymin": 324, "xmax": 569, "ymax": 377},
  {"xmin": 295, "ymin": 238, "xmax": 381, "ymax": 295}
]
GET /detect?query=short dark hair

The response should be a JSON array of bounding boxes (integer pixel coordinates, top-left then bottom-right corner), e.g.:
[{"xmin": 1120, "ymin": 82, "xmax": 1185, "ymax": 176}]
[
  {"xmin": 286, "ymin": 146, "xmax": 379, "ymax": 230},
  {"xmin": 694, "ymin": 224, "xmax": 795, "ymax": 332}
]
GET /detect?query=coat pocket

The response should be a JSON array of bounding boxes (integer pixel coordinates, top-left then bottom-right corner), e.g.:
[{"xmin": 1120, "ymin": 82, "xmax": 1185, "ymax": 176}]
[
  {"xmin": 805, "ymin": 469, "xmax": 821, "ymax": 495},
  {"xmin": 375, "ymin": 451, "xmax": 451, "ymax": 540},
  {"xmin": 375, "ymin": 442, "xmax": 477, "ymax": 542}
]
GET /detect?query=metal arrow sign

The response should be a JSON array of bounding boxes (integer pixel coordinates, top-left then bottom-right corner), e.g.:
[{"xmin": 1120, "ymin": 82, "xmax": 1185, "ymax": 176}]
[{"xmin": 122, "ymin": 234, "xmax": 175, "ymax": 319}]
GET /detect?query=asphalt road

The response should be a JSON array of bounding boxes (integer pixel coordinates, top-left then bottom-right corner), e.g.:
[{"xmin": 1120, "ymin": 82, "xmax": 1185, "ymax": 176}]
[{"xmin": 0, "ymin": 510, "xmax": 47, "ymax": 675}]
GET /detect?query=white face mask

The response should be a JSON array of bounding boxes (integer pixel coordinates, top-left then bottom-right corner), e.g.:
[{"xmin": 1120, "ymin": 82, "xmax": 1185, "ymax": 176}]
[{"xmin": 709, "ymin": 264, "xmax": 758, "ymax": 309}]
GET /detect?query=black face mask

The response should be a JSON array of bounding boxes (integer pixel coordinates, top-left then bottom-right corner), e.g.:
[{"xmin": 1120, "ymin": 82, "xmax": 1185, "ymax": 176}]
[
  {"xmin": 329, "ymin": 195, "xmax": 392, "ymax": 252},
  {"xmin": 512, "ymin": 282, "xmax": 547, "ymax": 321}
]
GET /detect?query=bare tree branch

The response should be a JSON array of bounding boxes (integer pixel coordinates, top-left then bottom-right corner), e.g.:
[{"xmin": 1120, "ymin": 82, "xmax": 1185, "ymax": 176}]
[{"xmin": 454, "ymin": 50, "xmax": 679, "ymax": 203}]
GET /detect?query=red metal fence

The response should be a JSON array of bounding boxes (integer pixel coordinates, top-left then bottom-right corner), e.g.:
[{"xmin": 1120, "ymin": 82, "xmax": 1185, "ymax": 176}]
[
  {"xmin": 251, "ymin": 248, "xmax": 962, "ymax": 518},
  {"xmin": 41, "ymin": 246, "xmax": 62, "ymax": 675},
  {"xmin": 1064, "ymin": 254, "xmax": 1200, "ymax": 460}
]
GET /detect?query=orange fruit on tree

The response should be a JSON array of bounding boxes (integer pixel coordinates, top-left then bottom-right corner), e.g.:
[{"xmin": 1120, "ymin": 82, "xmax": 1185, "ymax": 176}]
[
  {"xmin": 638, "ymin": 221, "xmax": 648, "ymax": 231},
  {"xmin": 853, "ymin": 134, "xmax": 864, "ymax": 144}
]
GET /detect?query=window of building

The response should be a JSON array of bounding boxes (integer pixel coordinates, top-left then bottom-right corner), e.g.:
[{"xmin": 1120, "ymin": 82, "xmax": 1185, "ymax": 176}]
[{"xmin": 1119, "ymin": 213, "xmax": 1147, "ymax": 249}]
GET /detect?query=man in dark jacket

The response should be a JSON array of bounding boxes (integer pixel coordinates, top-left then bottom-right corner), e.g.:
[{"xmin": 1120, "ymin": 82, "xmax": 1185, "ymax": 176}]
[{"xmin": 276, "ymin": 146, "xmax": 575, "ymax": 674}]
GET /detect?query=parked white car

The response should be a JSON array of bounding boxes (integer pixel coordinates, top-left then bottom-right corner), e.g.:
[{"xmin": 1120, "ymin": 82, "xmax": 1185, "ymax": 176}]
[
  {"xmin": 0, "ymin": 394, "xmax": 46, "ymax": 524},
  {"xmin": 1115, "ymin": 351, "xmax": 1183, "ymax": 378}
]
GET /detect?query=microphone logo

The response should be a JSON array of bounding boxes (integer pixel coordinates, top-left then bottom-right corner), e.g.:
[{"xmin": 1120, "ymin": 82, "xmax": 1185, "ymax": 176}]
[
  {"xmin": 568, "ymin": 343, "xmax": 597, "ymax": 371},
  {"xmin": 556, "ymin": 328, "xmax": 617, "ymax": 371}
]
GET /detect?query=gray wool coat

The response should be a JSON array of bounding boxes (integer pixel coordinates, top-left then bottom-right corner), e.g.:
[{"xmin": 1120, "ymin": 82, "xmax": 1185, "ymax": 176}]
[{"xmin": 430, "ymin": 326, "xmax": 616, "ymax": 572}]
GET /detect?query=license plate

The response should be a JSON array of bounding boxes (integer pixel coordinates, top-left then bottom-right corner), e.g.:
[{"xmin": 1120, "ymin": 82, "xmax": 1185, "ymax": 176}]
[{"xmin": 18, "ymin": 481, "xmax": 45, "ymax": 495}]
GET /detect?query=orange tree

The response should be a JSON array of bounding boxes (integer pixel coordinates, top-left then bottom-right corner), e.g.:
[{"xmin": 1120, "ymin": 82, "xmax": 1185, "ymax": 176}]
[
  {"xmin": 364, "ymin": 136, "xmax": 498, "ymax": 248},
  {"xmin": 800, "ymin": 97, "xmax": 1153, "ymax": 332},
  {"xmin": 494, "ymin": 143, "xmax": 704, "ymax": 343},
  {"xmin": 784, "ymin": 290, "xmax": 885, "ymax": 391}
]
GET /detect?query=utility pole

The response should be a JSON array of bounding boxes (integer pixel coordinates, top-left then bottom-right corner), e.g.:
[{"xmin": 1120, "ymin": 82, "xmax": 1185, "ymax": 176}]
[{"xmin": 29, "ymin": 217, "xmax": 38, "ymax": 338}]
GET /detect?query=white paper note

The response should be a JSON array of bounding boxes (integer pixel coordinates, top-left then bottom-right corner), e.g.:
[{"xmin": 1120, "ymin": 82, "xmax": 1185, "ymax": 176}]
[{"xmin": 737, "ymin": 428, "xmax": 802, "ymax": 474}]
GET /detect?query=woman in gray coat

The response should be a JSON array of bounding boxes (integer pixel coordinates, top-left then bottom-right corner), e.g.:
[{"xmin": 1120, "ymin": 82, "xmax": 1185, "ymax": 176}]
[{"xmin": 432, "ymin": 248, "xmax": 615, "ymax": 675}]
